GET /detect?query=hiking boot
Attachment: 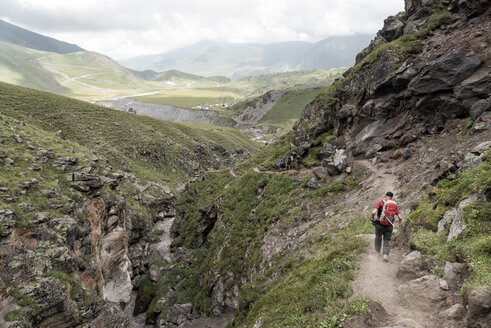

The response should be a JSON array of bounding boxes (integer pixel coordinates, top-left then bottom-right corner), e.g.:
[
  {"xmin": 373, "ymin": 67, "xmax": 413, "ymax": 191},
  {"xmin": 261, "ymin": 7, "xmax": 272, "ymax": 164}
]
[{"xmin": 383, "ymin": 254, "xmax": 388, "ymax": 262}]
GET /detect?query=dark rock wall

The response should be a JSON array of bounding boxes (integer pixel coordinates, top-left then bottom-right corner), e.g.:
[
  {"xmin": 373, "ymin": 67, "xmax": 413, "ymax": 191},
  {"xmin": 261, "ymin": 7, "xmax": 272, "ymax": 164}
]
[{"xmin": 293, "ymin": 0, "xmax": 491, "ymax": 157}]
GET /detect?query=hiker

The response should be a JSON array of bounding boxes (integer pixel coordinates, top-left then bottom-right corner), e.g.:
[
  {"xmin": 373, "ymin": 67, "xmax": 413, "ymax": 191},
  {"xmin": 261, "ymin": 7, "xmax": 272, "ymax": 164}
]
[
  {"xmin": 278, "ymin": 157, "xmax": 285, "ymax": 170},
  {"xmin": 296, "ymin": 154, "xmax": 302, "ymax": 170},
  {"xmin": 286, "ymin": 153, "xmax": 293, "ymax": 170},
  {"xmin": 370, "ymin": 191, "xmax": 403, "ymax": 262}
]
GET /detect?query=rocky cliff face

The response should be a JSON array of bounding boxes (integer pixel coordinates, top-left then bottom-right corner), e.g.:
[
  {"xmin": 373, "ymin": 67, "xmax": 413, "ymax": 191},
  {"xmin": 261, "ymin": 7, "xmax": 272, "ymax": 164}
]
[
  {"xmin": 0, "ymin": 113, "xmax": 215, "ymax": 327},
  {"xmin": 293, "ymin": 0, "xmax": 490, "ymax": 157},
  {"xmin": 0, "ymin": 117, "xmax": 137, "ymax": 326}
]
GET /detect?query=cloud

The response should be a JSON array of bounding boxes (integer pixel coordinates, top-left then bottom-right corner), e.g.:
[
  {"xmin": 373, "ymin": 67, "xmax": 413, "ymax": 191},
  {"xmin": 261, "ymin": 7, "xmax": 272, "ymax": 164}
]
[{"xmin": 0, "ymin": 0, "xmax": 405, "ymax": 59}]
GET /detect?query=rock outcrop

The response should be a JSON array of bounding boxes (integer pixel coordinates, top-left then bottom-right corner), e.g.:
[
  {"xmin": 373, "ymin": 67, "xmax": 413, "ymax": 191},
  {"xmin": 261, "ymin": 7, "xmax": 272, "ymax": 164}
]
[{"xmin": 293, "ymin": 1, "xmax": 491, "ymax": 158}]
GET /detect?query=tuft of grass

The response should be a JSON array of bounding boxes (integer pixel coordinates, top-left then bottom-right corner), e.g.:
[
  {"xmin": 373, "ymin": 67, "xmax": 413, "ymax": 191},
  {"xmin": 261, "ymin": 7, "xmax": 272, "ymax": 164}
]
[
  {"xmin": 4, "ymin": 309, "xmax": 24, "ymax": 322},
  {"xmin": 47, "ymin": 270, "xmax": 94, "ymax": 303}
]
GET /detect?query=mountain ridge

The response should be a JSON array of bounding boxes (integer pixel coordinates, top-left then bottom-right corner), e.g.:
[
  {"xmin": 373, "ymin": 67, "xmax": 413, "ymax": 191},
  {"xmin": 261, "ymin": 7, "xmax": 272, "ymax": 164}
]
[
  {"xmin": 0, "ymin": 19, "xmax": 84, "ymax": 54},
  {"xmin": 118, "ymin": 35, "xmax": 374, "ymax": 78}
]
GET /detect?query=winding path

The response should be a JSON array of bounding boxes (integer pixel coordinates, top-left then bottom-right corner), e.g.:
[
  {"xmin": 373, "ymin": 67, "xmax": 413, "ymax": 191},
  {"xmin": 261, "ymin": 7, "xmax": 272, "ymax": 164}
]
[{"xmin": 352, "ymin": 159, "xmax": 441, "ymax": 328}]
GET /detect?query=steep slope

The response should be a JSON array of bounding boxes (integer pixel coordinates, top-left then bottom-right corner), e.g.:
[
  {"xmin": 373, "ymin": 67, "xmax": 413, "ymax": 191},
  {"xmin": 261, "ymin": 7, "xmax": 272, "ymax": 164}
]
[
  {"xmin": 0, "ymin": 41, "xmax": 154, "ymax": 101},
  {"xmin": 0, "ymin": 41, "xmax": 66, "ymax": 91},
  {"xmin": 0, "ymin": 19, "xmax": 84, "ymax": 54},
  {"xmin": 139, "ymin": 1, "xmax": 490, "ymax": 327},
  {"xmin": 293, "ymin": 0, "xmax": 490, "ymax": 156},
  {"xmin": 118, "ymin": 36, "xmax": 373, "ymax": 78},
  {"xmin": 0, "ymin": 82, "xmax": 258, "ymax": 188},
  {"xmin": 0, "ymin": 82, "xmax": 259, "ymax": 327}
]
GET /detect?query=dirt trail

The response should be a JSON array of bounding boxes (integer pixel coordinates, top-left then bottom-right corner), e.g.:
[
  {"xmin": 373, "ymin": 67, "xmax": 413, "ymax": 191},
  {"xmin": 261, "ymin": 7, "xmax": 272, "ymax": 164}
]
[
  {"xmin": 352, "ymin": 159, "xmax": 440, "ymax": 328},
  {"xmin": 353, "ymin": 235, "xmax": 439, "ymax": 328}
]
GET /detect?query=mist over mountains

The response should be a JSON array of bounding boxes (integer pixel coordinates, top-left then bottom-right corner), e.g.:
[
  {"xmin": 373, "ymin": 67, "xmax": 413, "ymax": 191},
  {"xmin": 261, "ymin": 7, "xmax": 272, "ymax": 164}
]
[{"xmin": 118, "ymin": 35, "xmax": 374, "ymax": 78}]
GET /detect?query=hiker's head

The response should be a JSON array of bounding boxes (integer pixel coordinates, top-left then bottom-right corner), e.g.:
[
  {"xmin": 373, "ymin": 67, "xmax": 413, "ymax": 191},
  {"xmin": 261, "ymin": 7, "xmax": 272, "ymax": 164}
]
[{"xmin": 385, "ymin": 191, "xmax": 394, "ymax": 199}]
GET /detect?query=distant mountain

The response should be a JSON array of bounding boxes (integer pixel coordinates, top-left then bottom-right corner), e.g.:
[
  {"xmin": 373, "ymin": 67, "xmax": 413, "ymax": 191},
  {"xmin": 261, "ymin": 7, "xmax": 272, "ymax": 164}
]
[
  {"xmin": 0, "ymin": 40, "xmax": 148, "ymax": 101},
  {"xmin": 119, "ymin": 35, "xmax": 374, "ymax": 78},
  {"xmin": 0, "ymin": 19, "xmax": 84, "ymax": 54},
  {"xmin": 153, "ymin": 69, "xmax": 230, "ymax": 83}
]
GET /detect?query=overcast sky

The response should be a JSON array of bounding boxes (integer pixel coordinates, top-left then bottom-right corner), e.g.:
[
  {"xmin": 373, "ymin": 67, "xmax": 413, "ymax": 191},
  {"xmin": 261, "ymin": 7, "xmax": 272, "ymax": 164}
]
[{"xmin": 0, "ymin": 0, "xmax": 405, "ymax": 60}]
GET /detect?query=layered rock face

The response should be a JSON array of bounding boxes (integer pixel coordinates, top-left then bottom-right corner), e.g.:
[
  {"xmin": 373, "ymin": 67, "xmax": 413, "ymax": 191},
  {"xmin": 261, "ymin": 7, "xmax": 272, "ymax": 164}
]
[
  {"xmin": 0, "ymin": 177, "xmax": 132, "ymax": 326},
  {"xmin": 0, "ymin": 116, "xmax": 178, "ymax": 327},
  {"xmin": 293, "ymin": 0, "xmax": 490, "ymax": 157}
]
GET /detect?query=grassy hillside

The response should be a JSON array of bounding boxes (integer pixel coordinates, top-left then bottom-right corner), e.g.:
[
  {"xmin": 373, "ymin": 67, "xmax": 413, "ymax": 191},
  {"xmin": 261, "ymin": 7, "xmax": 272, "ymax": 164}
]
[
  {"xmin": 232, "ymin": 68, "xmax": 346, "ymax": 94},
  {"xmin": 257, "ymin": 88, "xmax": 326, "ymax": 129},
  {"xmin": 0, "ymin": 82, "xmax": 258, "ymax": 189},
  {"xmin": 134, "ymin": 69, "xmax": 345, "ymax": 113},
  {"xmin": 0, "ymin": 19, "xmax": 84, "ymax": 54},
  {"xmin": 153, "ymin": 69, "xmax": 230, "ymax": 84},
  {"xmin": 0, "ymin": 42, "xmax": 160, "ymax": 101},
  {"xmin": 35, "ymin": 51, "xmax": 156, "ymax": 99},
  {"xmin": 0, "ymin": 41, "xmax": 65, "ymax": 91}
]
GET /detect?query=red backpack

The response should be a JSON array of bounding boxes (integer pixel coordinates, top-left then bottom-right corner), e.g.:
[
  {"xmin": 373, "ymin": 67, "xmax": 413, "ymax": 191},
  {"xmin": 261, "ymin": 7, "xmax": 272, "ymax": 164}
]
[{"xmin": 378, "ymin": 200, "xmax": 398, "ymax": 226}]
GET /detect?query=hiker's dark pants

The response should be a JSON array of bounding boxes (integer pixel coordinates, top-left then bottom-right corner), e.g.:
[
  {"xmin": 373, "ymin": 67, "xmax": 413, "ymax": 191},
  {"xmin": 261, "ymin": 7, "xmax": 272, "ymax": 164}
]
[{"xmin": 374, "ymin": 223, "xmax": 393, "ymax": 255}]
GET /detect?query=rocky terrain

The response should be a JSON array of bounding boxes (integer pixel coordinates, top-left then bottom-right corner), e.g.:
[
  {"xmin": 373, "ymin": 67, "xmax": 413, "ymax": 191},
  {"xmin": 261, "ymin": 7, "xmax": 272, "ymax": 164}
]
[
  {"xmin": 0, "ymin": 1, "xmax": 490, "ymax": 328},
  {"xmin": 99, "ymin": 99, "xmax": 220, "ymax": 125},
  {"xmin": 293, "ymin": 0, "xmax": 490, "ymax": 157}
]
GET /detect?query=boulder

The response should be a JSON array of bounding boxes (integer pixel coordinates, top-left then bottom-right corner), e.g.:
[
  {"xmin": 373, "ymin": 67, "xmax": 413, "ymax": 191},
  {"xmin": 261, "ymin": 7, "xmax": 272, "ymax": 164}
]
[
  {"xmin": 471, "ymin": 141, "xmax": 491, "ymax": 155},
  {"xmin": 443, "ymin": 262, "xmax": 468, "ymax": 290},
  {"xmin": 319, "ymin": 143, "xmax": 337, "ymax": 160},
  {"xmin": 334, "ymin": 149, "xmax": 348, "ymax": 171},
  {"xmin": 167, "ymin": 303, "xmax": 193, "ymax": 324},
  {"xmin": 447, "ymin": 209, "xmax": 466, "ymax": 241},
  {"xmin": 401, "ymin": 148, "xmax": 413, "ymax": 160},
  {"xmin": 397, "ymin": 275, "xmax": 448, "ymax": 310},
  {"xmin": 462, "ymin": 152, "xmax": 483, "ymax": 171},
  {"xmin": 438, "ymin": 208, "xmax": 457, "ymax": 233},
  {"xmin": 0, "ymin": 209, "xmax": 16, "ymax": 236},
  {"xmin": 439, "ymin": 303, "xmax": 465, "ymax": 320},
  {"xmin": 408, "ymin": 48, "xmax": 482, "ymax": 95},
  {"xmin": 72, "ymin": 173, "xmax": 103, "ymax": 190},
  {"xmin": 439, "ymin": 278, "xmax": 450, "ymax": 291},
  {"xmin": 89, "ymin": 302, "xmax": 129, "ymax": 327},
  {"xmin": 430, "ymin": 160, "xmax": 456, "ymax": 185},
  {"xmin": 397, "ymin": 251, "xmax": 424, "ymax": 280},
  {"xmin": 149, "ymin": 264, "xmax": 161, "ymax": 282},
  {"xmin": 307, "ymin": 177, "xmax": 319, "ymax": 189},
  {"xmin": 380, "ymin": 16, "xmax": 405, "ymax": 42},
  {"xmin": 41, "ymin": 188, "xmax": 60, "ymax": 198},
  {"xmin": 338, "ymin": 104, "xmax": 357, "ymax": 119},
  {"xmin": 312, "ymin": 167, "xmax": 328, "ymax": 180},
  {"xmin": 393, "ymin": 66, "xmax": 418, "ymax": 89},
  {"xmin": 469, "ymin": 98, "xmax": 491, "ymax": 120},
  {"xmin": 454, "ymin": 71, "xmax": 491, "ymax": 101},
  {"xmin": 465, "ymin": 287, "xmax": 491, "ymax": 328},
  {"xmin": 473, "ymin": 111, "xmax": 491, "ymax": 132},
  {"xmin": 445, "ymin": 193, "xmax": 482, "ymax": 241},
  {"xmin": 322, "ymin": 160, "xmax": 340, "ymax": 176}
]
